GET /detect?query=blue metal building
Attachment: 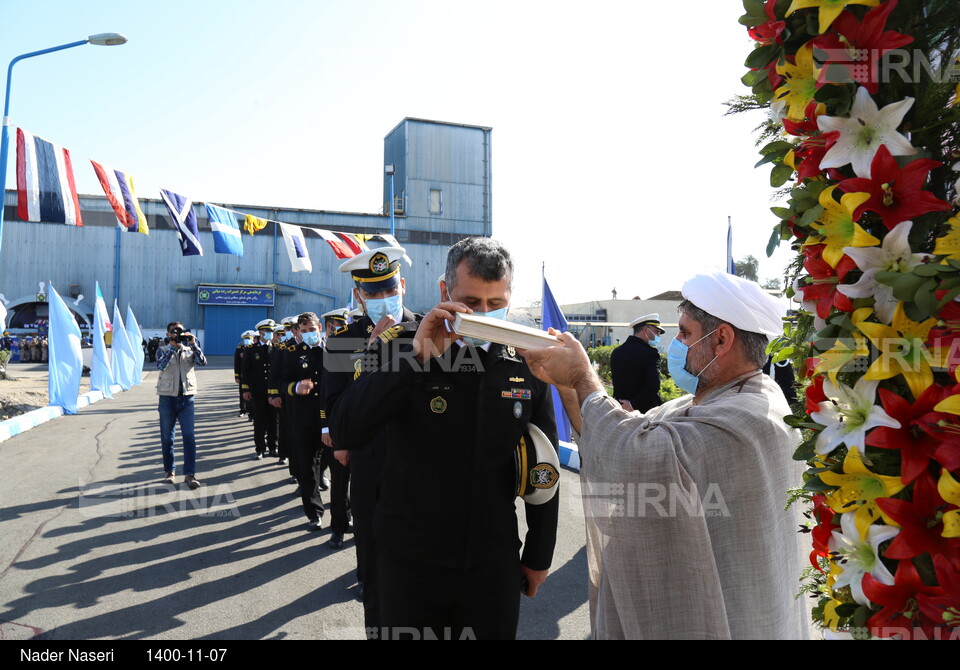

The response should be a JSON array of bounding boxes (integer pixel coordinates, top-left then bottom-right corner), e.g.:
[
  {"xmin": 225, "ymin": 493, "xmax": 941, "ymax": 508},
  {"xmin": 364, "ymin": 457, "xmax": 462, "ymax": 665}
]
[{"xmin": 0, "ymin": 118, "xmax": 493, "ymax": 355}]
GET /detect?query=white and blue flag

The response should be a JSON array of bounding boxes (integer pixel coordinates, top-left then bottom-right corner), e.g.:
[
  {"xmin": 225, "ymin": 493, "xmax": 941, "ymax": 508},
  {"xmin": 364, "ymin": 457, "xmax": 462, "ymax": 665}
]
[
  {"xmin": 206, "ymin": 204, "xmax": 244, "ymax": 256},
  {"xmin": 160, "ymin": 189, "xmax": 203, "ymax": 257}
]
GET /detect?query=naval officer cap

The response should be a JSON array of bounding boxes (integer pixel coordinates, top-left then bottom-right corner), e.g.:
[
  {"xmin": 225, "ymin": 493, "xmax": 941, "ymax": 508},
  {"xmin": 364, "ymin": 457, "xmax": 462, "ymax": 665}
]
[
  {"xmin": 681, "ymin": 271, "xmax": 785, "ymax": 342},
  {"xmin": 339, "ymin": 246, "xmax": 406, "ymax": 293},
  {"xmin": 272, "ymin": 323, "xmax": 286, "ymax": 333},
  {"xmin": 514, "ymin": 423, "xmax": 560, "ymax": 505},
  {"xmin": 347, "ymin": 307, "xmax": 364, "ymax": 319},
  {"xmin": 281, "ymin": 316, "xmax": 298, "ymax": 327},
  {"xmin": 321, "ymin": 308, "xmax": 348, "ymax": 323},
  {"xmin": 242, "ymin": 330, "xmax": 257, "ymax": 338},
  {"xmin": 629, "ymin": 313, "xmax": 665, "ymax": 333},
  {"xmin": 255, "ymin": 318, "xmax": 277, "ymax": 331}
]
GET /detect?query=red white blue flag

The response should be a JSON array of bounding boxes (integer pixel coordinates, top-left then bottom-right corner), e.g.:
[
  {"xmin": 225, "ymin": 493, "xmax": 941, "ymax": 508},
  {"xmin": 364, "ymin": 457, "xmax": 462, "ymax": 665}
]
[
  {"xmin": 91, "ymin": 160, "xmax": 149, "ymax": 234},
  {"xmin": 159, "ymin": 189, "xmax": 203, "ymax": 256},
  {"xmin": 16, "ymin": 128, "xmax": 83, "ymax": 226}
]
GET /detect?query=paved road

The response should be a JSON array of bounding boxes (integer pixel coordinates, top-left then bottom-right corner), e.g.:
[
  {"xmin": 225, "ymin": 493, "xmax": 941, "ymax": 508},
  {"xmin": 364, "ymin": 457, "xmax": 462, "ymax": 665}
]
[{"xmin": 0, "ymin": 358, "xmax": 590, "ymax": 640}]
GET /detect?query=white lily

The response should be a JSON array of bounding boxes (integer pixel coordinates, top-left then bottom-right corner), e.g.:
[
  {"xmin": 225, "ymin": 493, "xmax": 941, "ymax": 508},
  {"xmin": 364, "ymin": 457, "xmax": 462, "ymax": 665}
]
[
  {"xmin": 952, "ymin": 161, "xmax": 960, "ymax": 206},
  {"xmin": 811, "ymin": 376, "xmax": 901, "ymax": 456},
  {"xmin": 838, "ymin": 221, "xmax": 931, "ymax": 324},
  {"xmin": 829, "ymin": 512, "xmax": 899, "ymax": 606},
  {"xmin": 817, "ymin": 86, "xmax": 917, "ymax": 179}
]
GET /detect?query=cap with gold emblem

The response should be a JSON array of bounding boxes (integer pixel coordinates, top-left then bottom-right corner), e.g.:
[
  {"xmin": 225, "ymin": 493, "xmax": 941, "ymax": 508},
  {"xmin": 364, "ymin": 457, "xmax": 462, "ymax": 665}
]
[
  {"xmin": 347, "ymin": 307, "xmax": 364, "ymax": 322},
  {"xmin": 629, "ymin": 313, "xmax": 664, "ymax": 333},
  {"xmin": 281, "ymin": 316, "xmax": 298, "ymax": 328},
  {"xmin": 514, "ymin": 423, "xmax": 560, "ymax": 505},
  {"xmin": 272, "ymin": 324, "xmax": 286, "ymax": 334},
  {"xmin": 242, "ymin": 330, "xmax": 257, "ymax": 339},
  {"xmin": 339, "ymin": 247, "xmax": 407, "ymax": 293},
  {"xmin": 255, "ymin": 318, "xmax": 277, "ymax": 331},
  {"xmin": 321, "ymin": 308, "xmax": 348, "ymax": 324}
]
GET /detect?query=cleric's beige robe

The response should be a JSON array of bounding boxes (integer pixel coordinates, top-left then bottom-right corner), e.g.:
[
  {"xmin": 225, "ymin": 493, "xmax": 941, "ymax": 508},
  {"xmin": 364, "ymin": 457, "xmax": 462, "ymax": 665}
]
[{"xmin": 579, "ymin": 371, "xmax": 808, "ymax": 640}]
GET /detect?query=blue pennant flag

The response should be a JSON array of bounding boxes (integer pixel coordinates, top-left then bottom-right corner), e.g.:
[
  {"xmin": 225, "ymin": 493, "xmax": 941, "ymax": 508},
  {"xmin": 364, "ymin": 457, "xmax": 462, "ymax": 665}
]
[
  {"xmin": 110, "ymin": 301, "xmax": 137, "ymax": 390},
  {"xmin": 90, "ymin": 282, "xmax": 115, "ymax": 398},
  {"xmin": 47, "ymin": 283, "xmax": 83, "ymax": 414},
  {"xmin": 542, "ymin": 273, "xmax": 571, "ymax": 443},
  {"xmin": 125, "ymin": 305, "xmax": 145, "ymax": 386},
  {"xmin": 160, "ymin": 189, "xmax": 203, "ymax": 256},
  {"xmin": 206, "ymin": 204, "xmax": 244, "ymax": 256}
]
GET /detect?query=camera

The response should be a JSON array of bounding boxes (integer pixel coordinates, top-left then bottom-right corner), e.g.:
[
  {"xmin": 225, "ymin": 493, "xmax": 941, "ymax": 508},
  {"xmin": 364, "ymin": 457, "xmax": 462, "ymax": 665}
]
[{"xmin": 171, "ymin": 327, "xmax": 194, "ymax": 344}]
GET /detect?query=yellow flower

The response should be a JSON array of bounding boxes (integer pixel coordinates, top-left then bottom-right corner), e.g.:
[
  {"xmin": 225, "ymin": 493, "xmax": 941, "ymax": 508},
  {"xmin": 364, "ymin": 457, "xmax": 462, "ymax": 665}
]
[
  {"xmin": 858, "ymin": 304, "xmax": 943, "ymax": 400},
  {"xmin": 805, "ymin": 186, "xmax": 876, "ymax": 267},
  {"xmin": 786, "ymin": 0, "xmax": 880, "ymax": 34},
  {"xmin": 933, "ymin": 214, "xmax": 960, "ymax": 263},
  {"xmin": 823, "ymin": 598, "xmax": 843, "ymax": 631},
  {"xmin": 939, "ymin": 469, "xmax": 960, "ymax": 539},
  {"xmin": 775, "ymin": 44, "xmax": 822, "ymax": 121},
  {"xmin": 819, "ymin": 447, "xmax": 905, "ymax": 539}
]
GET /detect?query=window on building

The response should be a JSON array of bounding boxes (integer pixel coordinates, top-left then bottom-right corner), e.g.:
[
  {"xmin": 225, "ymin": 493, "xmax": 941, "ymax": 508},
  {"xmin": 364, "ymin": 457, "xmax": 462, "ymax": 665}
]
[{"xmin": 429, "ymin": 189, "xmax": 442, "ymax": 215}]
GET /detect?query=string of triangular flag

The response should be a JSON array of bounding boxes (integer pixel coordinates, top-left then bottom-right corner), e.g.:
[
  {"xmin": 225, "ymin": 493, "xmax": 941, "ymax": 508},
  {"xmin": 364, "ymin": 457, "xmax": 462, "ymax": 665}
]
[{"xmin": 13, "ymin": 125, "xmax": 413, "ymax": 273}]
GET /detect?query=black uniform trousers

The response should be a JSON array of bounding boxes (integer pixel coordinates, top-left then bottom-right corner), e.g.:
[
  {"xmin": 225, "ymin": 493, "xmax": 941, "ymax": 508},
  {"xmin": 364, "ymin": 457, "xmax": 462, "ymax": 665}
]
[
  {"xmin": 293, "ymin": 425, "xmax": 325, "ymax": 522},
  {"xmin": 324, "ymin": 445, "xmax": 351, "ymax": 533},
  {"xmin": 377, "ymin": 545, "xmax": 521, "ymax": 640},
  {"xmin": 250, "ymin": 394, "xmax": 278, "ymax": 455}
]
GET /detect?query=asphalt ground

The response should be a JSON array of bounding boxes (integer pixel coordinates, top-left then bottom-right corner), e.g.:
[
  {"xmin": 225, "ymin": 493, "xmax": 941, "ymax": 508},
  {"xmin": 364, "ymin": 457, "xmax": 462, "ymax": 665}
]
[{"xmin": 0, "ymin": 357, "xmax": 591, "ymax": 641}]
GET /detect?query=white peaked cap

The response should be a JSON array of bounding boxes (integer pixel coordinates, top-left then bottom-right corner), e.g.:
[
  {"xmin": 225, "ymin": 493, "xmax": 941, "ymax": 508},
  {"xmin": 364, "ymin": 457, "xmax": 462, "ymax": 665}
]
[{"xmin": 681, "ymin": 271, "xmax": 784, "ymax": 341}]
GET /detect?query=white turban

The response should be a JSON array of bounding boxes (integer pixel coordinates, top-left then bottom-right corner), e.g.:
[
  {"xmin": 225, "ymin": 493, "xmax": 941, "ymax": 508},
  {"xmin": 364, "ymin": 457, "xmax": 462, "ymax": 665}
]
[{"xmin": 681, "ymin": 271, "xmax": 784, "ymax": 341}]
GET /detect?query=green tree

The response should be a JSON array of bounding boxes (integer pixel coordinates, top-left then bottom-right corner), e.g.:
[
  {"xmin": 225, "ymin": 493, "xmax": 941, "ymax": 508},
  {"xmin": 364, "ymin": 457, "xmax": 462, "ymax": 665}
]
[{"xmin": 735, "ymin": 255, "xmax": 759, "ymax": 282}]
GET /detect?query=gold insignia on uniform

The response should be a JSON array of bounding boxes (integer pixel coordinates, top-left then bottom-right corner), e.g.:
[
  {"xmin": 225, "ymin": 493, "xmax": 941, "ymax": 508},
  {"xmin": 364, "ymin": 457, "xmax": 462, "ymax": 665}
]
[
  {"xmin": 366, "ymin": 324, "xmax": 374, "ymax": 334},
  {"xmin": 530, "ymin": 463, "xmax": 559, "ymax": 489},
  {"xmin": 378, "ymin": 325, "xmax": 403, "ymax": 344},
  {"xmin": 430, "ymin": 396, "xmax": 447, "ymax": 414},
  {"xmin": 354, "ymin": 358, "xmax": 363, "ymax": 381},
  {"xmin": 370, "ymin": 251, "xmax": 389, "ymax": 275},
  {"xmin": 335, "ymin": 325, "xmax": 348, "ymax": 336},
  {"xmin": 506, "ymin": 345, "xmax": 516, "ymax": 357},
  {"xmin": 255, "ymin": 354, "xmax": 260, "ymax": 360},
  {"xmin": 509, "ymin": 377, "xmax": 525, "ymax": 383}
]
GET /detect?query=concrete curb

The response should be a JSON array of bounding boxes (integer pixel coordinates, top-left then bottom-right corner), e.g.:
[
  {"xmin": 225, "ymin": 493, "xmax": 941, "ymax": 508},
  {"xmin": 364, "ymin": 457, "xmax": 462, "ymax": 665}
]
[
  {"xmin": 559, "ymin": 439, "xmax": 580, "ymax": 472},
  {"xmin": 0, "ymin": 384, "xmax": 124, "ymax": 443}
]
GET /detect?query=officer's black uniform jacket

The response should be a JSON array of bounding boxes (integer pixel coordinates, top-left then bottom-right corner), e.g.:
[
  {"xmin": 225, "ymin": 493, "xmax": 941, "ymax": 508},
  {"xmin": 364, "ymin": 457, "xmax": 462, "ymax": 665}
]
[
  {"xmin": 240, "ymin": 342, "xmax": 272, "ymax": 395},
  {"xmin": 610, "ymin": 335, "xmax": 662, "ymax": 413},
  {"xmin": 233, "ymin": 344, "xmax": 246, "ymax": 383},
  {"xmin": 284, "ymin": 339, "xmax": 326, "ymax": 429},
  {"xmin": 328, "ymin": 324, "xmax": 559, "ymax": 573}
]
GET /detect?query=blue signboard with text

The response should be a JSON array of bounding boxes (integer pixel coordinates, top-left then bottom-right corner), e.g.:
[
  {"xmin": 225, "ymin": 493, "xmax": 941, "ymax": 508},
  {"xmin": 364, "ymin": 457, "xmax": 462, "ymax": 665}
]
[{"xmin": 197, "ymin": 285, "xmax": 275, "ymax": 307}]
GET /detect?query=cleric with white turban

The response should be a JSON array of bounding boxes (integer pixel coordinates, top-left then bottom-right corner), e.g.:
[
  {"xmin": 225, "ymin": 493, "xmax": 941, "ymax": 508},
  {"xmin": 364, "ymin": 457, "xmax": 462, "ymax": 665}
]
[{"xmin": 521, "ymin": 272, "xmax": 807, "ymax": 640}]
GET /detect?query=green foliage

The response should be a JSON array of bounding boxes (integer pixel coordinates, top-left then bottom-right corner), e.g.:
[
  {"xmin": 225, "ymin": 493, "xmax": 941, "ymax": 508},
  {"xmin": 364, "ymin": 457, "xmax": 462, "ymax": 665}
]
[
  {"xmin": 735, "ymin": 255, "xmax": 760, "ymax": 282},
  {"xmin": 659, "ymin": 375, "xmax": 684, "ymax": 402},
  {"xmin": 587, "ymin": 346, "xmax": 615, "ymax": 382},
  {"xmin": 0, "ymin": 350, "xmax": 10, "ymax": 366}
]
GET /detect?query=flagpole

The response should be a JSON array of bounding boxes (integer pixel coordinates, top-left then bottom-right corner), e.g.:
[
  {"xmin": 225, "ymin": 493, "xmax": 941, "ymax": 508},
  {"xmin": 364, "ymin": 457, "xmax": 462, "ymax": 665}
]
[{"xmin": 114, "ymin": 225, "xmax": 121, "ymax": 306}]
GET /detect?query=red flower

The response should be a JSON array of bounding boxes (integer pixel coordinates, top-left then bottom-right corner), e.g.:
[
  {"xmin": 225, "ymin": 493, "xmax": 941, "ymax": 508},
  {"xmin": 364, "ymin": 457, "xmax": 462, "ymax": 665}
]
[
  {"xmin": 806, "ymin": 374, "xmax": 827, "ymax": 416},
  {"xmin": 918, "ymin": 554, "xmax": 960, "ymax": 632},
  {"xmin": 928, "ymin": 293, "xmax": 960, "ymax": 375},
  {"xmin": 795, "ymin": 131, "xmax": 839, "ymax": 182},
  {"xmin": 866, "ymin": 385, "xmax": 955, "ymax": 484},
  {"xmin": 812, "ymin": 0, "xmax": 915, "ymax": 94},
  {"xmin": 798, "ymin": 244, "xmax": 856, "ymax": 319},
  {"xmin": 862, "ymin": 557, "xmax": 945, "ymax": 639},
  {"xmin": 838, "ymin": 145, "xmax": 952, "ymax": 230},
  {"xmin": 748, "ymin": 0, "xmax": 786, "ymax": 46},
  {"xmin": 877, "ymin": 471, "xmax": 960, "ymax": 560},
  {"xmin": 783, "ymin": 102, "xmax": 824, "ymax": 137},
  {"xmin": 808, "ymin": 493, "xmax": 838, "ymax": 572}
]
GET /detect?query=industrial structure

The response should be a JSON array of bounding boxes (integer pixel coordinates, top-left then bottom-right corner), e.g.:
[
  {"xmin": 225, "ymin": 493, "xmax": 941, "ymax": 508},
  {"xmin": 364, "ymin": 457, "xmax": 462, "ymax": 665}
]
[{"xmin": 0, "ymin": 118, "xmax": 492, "ymax": 355}]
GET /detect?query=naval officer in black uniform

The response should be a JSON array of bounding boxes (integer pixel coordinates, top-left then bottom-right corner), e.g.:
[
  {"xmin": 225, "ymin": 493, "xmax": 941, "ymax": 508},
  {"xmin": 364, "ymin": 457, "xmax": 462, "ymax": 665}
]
[
  {"xmin": 324, "ymin": 247, "xmax": 416, "ymax": 629},
  {"xmin": 329, "ymin": 238, "xmax": 558, "ymax": 640},
  {"xmin": 610, "ymin": 313, "xmax": 664, "ymax": 413},
  {"xmin": 241, "ymin": 318, "xmax": 278, "ymax": 459}
]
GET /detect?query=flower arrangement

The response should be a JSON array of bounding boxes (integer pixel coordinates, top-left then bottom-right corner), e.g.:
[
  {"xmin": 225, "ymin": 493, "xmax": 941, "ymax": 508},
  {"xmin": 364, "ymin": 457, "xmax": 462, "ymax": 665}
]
[{"xmin": 737, "ymin": 0, "xmax": 960, "ymax": 639}]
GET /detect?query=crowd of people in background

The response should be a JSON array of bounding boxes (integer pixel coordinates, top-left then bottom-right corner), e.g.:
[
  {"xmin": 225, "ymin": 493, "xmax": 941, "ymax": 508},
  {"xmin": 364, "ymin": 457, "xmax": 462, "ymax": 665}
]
[{"xmin": 0, "ymin": 332, "xmax": 49, "ymax": 362}]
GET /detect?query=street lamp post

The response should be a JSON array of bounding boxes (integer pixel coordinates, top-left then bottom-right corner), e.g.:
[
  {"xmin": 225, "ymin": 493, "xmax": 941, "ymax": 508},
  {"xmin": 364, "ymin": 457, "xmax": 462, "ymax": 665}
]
[
  {"xmin": 385, "ymin": 163, "xmax": 395, "ymax": 237},
  {"xmin": 0, "ymin": 33, "xmax": 127, "ymax": 257}
]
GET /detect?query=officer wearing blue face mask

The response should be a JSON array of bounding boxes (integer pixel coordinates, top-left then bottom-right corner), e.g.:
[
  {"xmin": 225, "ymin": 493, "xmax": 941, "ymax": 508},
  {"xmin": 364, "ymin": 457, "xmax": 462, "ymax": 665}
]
[
  {"xmin": 242, "ymin": 318, "xmax": 279, "ymax": 459},
  {"xmin": 611, "ymin": 313, "xmax": 665, "ymax": 413},
  {"xmin": 324, "ymin": 246, "xmax": 418, "ymax": 630}
]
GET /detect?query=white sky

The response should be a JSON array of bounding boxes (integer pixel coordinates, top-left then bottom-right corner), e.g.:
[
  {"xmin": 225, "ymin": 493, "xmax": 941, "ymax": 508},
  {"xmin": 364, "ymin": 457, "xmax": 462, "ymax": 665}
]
[{"xmin": 0, "ymin": 0, "xmax": 794, "ymax": 307}]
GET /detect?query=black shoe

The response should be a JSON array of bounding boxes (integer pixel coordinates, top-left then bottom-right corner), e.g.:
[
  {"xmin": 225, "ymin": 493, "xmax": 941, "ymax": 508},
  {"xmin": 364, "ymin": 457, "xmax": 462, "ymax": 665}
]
[
  {"xmin": 346, "ymin": 523, "xmax": 354, "ymax": 534},
  {"xmin": 255, "ymin": 452, "xmax": 264, "ymax": 460},
  {"xmin": 268, "ymin": 449, "xmax": 278, "ymax": 457},
  {"xmin": 318, "ymin": 476, "xmax": 330, "ymax": 491},
  {"xmin": 308, "ymin": 518, "xmax": 322, "ymax": 531},
  {"xmin": 278, "ymin": 458, "xmax": 287, "ymax": 465},
  {"xmin": 328, "ymin": 532, "xmax": 344, "ymax": 549}
]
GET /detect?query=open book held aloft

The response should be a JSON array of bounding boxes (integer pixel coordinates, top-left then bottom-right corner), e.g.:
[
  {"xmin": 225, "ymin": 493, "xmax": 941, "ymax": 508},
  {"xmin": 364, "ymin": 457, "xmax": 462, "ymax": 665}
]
[{"xmin": 452, "ymin": 312, "xmax": 559, "ymax": 350}]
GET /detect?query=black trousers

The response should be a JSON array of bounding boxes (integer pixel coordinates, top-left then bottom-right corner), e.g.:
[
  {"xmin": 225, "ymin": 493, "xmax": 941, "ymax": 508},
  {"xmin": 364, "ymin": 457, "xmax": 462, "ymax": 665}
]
[
  {"xmin": 293, "ymin": 426, "xmax": 325, "ymax": 522},
  {"xmin": 324, "ymin": 445, "xmax": 351, "ymax": 533},
  {"xmin": 351, "ymin": 451, "xmax": 384, "ymax": 629},
  {"xmin": 250, "ymin": 393, "xmax": 277, "ymax": 454},
  {"xmin": 377, "ymin": 546, "xmax": 521, "ymax": 640}
]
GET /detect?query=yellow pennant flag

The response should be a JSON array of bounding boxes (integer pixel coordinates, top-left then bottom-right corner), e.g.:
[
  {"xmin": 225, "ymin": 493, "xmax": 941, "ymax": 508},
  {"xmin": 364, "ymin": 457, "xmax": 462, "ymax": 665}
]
[{"xmin": 244, "ymin": 214, "xmax": 268, "ymax": 236}]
